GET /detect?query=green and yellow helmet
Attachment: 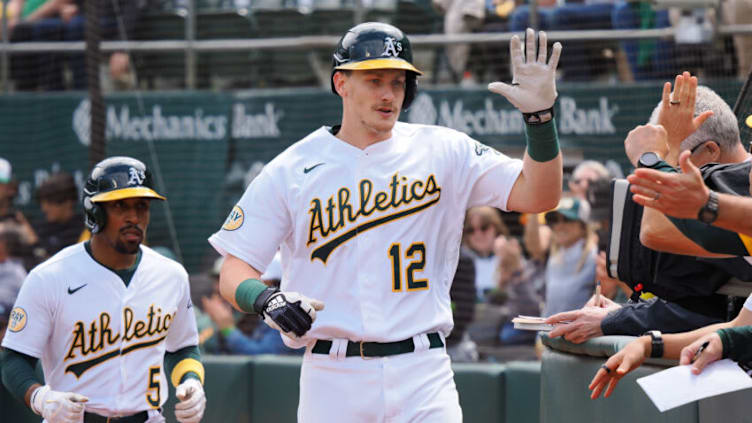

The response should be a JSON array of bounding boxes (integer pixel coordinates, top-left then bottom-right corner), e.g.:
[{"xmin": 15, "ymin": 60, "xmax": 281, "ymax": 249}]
[
  {"xmin": 331, "ymin": 22, "xmax": 422, "ymax": 110},
  {"xmin": 83, "ymin": 156, "xmax": 165, "ymax": 233}
]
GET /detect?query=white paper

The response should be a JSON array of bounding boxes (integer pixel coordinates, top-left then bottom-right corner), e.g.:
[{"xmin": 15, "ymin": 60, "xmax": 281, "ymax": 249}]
[{"xmin": 636, "ymin": 359, "xmax": 752, "ymax": 412}]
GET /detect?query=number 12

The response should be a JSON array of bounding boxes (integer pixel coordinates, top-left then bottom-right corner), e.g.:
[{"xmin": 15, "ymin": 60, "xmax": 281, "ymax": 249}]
[{"xmin": 389, "ymin": 243, "xmax": 429, "ymax": 292}]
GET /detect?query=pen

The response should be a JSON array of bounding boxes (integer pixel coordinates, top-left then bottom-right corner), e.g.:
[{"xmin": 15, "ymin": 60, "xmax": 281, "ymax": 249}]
[
  {"xmin": 691, "ymin": 341, "xmax": 710, "ymax": 364},
  {"xmin": 595, "ymin": 280, "xmax": 602, "ymax": 307}
]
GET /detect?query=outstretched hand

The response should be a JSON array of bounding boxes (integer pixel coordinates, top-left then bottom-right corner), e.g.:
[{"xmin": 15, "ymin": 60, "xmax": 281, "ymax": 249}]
[
  {"xmin": 546, "ymin": 307, "xmax": 609, "ymax": 344},
  {"xmin": 488, "ymin": 28, "xmax": 562, "ymax": 113},
  {"xmin": 589, "ymin": 337, "xmax": 650, "ymax": 399},
  {"xmin": 627, "ymin": 150, "xmax": 710, "ymax": 219},
  {"xmin": 658, "ymin": 72, "xmax": 713, "ymax": 165}
]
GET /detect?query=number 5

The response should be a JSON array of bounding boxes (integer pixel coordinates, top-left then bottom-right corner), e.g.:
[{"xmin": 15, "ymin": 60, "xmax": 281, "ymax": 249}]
[
  {"xmin": 389, "ymin": 242, "xmax": 429, "ymax": 292},
  {"xmin": 146, "ymin": 366, "xmax": 161, "ymax": 408}
]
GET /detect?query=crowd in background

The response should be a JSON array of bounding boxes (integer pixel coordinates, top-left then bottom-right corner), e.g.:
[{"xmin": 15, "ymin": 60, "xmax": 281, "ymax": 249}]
[{"xmin": 0, "ymin": 0, "xmax": 751, "ymax": 92}]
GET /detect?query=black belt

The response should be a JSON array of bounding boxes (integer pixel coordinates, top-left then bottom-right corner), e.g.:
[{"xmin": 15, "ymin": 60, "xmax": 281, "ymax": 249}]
[
  {"xmin": 312, "ymin": 332, "xmax": 444, "ymax": 358},
  {"xmin": 83, "ymin": 410, "xmax": 150, "ymax": 423}
]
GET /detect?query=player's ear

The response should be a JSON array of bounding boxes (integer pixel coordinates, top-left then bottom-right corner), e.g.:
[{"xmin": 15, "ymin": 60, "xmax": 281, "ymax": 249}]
[
  {"xmin": 705, "ymin": 141, "xmax": 721, "ymax": 162},
  {"xmin": 333, "ymin": 71, "xmax": 348, "ymax": 98}
]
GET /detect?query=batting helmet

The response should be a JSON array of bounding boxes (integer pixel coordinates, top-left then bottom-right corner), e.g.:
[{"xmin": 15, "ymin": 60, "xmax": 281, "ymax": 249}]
[
  {"xmin": 83, "ymin": 156, "xmax": 165, "ymax": 234},
  {"xmin": 331, "ymin": 22, "xmax": 422, "ymax": 110}
]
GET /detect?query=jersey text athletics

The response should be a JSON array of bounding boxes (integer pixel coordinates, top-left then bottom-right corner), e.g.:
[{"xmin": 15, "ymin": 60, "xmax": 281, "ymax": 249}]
[
  {"xmin": 307, "ymin": 172, "xmax": 441, "ymax": 263},
  {"xmin": 64, "ymin": 304, "xmax": 174, "ymax": 378}
]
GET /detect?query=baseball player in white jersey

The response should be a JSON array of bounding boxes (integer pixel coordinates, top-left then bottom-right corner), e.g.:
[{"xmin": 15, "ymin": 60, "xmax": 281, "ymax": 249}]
[
  {"xmin": 1, "ymin": 157, "xmax": 206, "ymax": 423},
  {"xmin": 209, "ymin": 22, "xmax": 564, "ymax": 422}
]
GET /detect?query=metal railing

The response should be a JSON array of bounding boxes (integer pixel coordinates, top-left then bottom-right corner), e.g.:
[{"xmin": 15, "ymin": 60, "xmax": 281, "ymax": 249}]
[{"xmin": 2, "ymin": 1, "xmax": 752, "ymax": 91}]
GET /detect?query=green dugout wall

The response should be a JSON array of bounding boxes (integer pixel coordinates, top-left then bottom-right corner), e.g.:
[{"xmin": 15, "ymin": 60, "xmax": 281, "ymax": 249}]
[{"xmin": 0, "ymin": 82, "xmax": 743, "ymax": 273}]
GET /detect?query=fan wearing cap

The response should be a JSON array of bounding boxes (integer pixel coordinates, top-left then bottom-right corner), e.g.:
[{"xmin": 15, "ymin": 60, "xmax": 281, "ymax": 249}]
[
  {"xmin": 541, "ymin": 197, "xmax": 599, "ymax": 318},
  {"xmin": 1, "ymin": 157, "xmax": 206, "ymax": 423},
  {"xmin": 210, "ymin": 21, "xmax": 565, "ymax": 422}
]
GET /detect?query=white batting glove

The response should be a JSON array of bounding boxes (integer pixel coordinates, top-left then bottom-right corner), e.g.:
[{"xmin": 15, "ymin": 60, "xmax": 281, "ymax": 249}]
[
  {"xmin": 488, "ymin": 28, "xmax": 562, "ymax": 113},
  {"xmin": 30, "ymin": 385, "xmax": 88, "ymax": 423},
  {"xmin": 175, "ymin": 378, "xmax": 206, "ymax": 423},
  {"xmin": 260, "ymin": 291, "xmax": 325, "ymax": 338}
]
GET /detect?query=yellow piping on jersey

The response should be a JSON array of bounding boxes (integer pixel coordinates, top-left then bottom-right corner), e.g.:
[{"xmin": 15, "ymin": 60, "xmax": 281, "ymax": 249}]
[{"xmin": 171, "ymin": 358, "xmax": 205, "ymax": 387}]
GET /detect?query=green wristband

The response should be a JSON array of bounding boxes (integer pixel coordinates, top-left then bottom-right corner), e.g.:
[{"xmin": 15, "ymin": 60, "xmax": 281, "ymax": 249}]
[
  {"xmin": 220, "ymin": 326, "xmax": 236, "ymax": 337},
  {"xmin": 525, "ymin": 119, "xmax": 559, "ymax": 162},
  {"xmin": 235, "ymin": 278, "xmax": 268, "ymax": 313}
]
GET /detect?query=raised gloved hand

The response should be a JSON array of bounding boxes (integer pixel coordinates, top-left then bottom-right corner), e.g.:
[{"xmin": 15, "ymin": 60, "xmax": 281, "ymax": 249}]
[
  {"xmin": 30, "ymin": 385, "xmax": 88, "ymax": 423},
  {"xmin": 175, "ymin": 378, "xmax": 206, "ymax": 423},
  {"xmin": 254, "ymin": 288, "xmax": 325, "ymax": 338},
  {"xmin": 488, "ymin": 28, "xmax": 562, "ymax": 113}
]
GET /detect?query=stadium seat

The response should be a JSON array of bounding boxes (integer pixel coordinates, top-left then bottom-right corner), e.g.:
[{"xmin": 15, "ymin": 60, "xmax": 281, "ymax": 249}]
[
  {"xmin": 132, "ymin": 9, "xmax": 187, "ymax": 89},
  {"xmin": 196, "ymin": 9, "xmax": 258, "ymax": 89}
]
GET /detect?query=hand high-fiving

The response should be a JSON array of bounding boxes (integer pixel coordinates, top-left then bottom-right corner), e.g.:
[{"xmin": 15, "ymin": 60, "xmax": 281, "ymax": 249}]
[{"xmin": 488, "ymin": 28, "xmax": 562, "ymax": 113}]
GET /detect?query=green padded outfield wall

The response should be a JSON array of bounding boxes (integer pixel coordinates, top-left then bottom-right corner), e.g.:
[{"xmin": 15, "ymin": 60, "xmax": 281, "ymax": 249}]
[{"xmin": 0, "ymin": 81, "xmax": 743, "ymax": 273}]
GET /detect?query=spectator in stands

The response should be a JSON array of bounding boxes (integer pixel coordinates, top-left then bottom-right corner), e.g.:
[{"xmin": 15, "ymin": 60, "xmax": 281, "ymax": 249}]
[
  {"xmin": 722, "ymin": 0, "xmax": 752, "ymax": 79},
  {"xmin": 432, "ymin": 0, "xmax": 486, "ymax": 83},
  {"xmin": 201, "ymin": 253, "xmax": 299, "ymax": 355},
  {"xmin": 569, "ymin": 160, "xmax": 610, "ymax": 201},
  {"xmin": 492, "ymin": 234, "xmax": 544, "ymax": 345},
  {"xmin": 61, "ymin": 0, "xmax": 142, "ymax": 90},
  {"xmin": 509, "ymin": 0, "xmax": 614, "ymax": 80},
  {"xmin": 589, "ymin": 292, "xmax": 752, "ymax": 399},
  {"xmin": 611, "ymin": 1, "xmax": 676, "ymax": 80},
  {"xmin": 540, "ymin": 196, "xmax": 598, "ymax": 317},
  {"xmin": 4, "ymin": 0, "xmax": 75, "ymax": 90},
  {"xmin": 463, "ymin": 206, "xmax": 510, "ymax": 301},
  {"xmin": 445, "ymin": 248, "xmax": 479, "ymax": 362},
  {"xmin": 544, "ymin": 74, "xmax": 752, "ymax": 343},
  {"xmin": 32, "ymin": 172, "xmax": 85, "ymax": 258},
  {"xmin": 0, "ymin": 158, "xmax": 19, "ymax": 223},
  {"xmin": 0, "ymin": 158, "xmax": 40, "ymax": 270},
  {"xmin": 0, "ymin": 224, "xmax": 27, "ymax": 307}
]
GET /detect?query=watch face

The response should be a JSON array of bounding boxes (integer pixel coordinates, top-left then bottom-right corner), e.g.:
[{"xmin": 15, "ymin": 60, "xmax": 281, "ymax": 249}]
[
  {"xmin": 639, "ymin": 152, "xmax": 660, "ymax": 168},
  {"xmin": 699, "ymin": 208, "xmax": 717, "ymax": 223}
]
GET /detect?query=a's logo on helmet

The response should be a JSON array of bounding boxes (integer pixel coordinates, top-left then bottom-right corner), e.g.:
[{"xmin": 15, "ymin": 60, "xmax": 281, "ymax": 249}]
[
  {"xmin": 382, "ymin": 36, "xmax": 402, "ymax": 58},
  {"xmin": 128, "ymin": 168, "xmax": 146, "ymax": 186}
]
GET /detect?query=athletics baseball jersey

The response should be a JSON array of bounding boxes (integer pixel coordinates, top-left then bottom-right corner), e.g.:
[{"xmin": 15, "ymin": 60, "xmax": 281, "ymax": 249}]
[
  {"xmin": 209, "ymin": 121, "xmax": 523, "ymax": 346},
  {"xmin": 2, "ymin": 243, "xmax": 198, "ymax": 416}
]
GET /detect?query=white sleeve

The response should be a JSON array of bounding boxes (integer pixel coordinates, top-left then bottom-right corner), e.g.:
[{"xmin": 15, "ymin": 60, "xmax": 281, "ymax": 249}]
[
  {"xmin": 453, "ymin": 135, "xmax": 524, "ymax": 211},
  {"xmin": 165, "ymin": 269, "xmax": 199, "ymax": 352},
  {"xmin": 744, "ymin": 293, "xmax": 752, "ymax": 312},
  {"xmin": 208, "ymin": 166, "xmax": 291, "ymax": 274},
  {"xmin": 1, "ymin": 271, "xmax": 53, "ymax": 358}
]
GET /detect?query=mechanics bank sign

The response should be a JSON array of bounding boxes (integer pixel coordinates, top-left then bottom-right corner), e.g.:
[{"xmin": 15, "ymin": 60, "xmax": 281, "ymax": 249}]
[
  {"xmin": 72, "ymin": 99, "xmax": 283, "ymax": 145},
  {"xmin": 407, "ymin": 93, "xmax": 618, "ymax": 136}
]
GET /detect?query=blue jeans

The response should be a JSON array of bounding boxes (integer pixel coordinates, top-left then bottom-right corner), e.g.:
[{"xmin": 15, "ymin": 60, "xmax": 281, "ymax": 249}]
[{"xmin": 500, "ymin": 321, "xmax": 537, "ymax": 345}]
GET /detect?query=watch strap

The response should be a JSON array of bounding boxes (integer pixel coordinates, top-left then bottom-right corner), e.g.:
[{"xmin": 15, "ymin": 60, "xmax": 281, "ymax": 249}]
[
  {"xmin": 698, "ymin": 190, "xmax": 719, "ymax": 224},
  {"xmin": 645, "ymin": 330, "xmax": 663, "ymax": 358}
]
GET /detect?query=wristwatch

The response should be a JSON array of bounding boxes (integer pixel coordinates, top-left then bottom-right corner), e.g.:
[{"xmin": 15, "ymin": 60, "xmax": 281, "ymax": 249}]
[
  {"xmin": 637, "ymin": 152, "xmax": 663, "ymax": 169},
  {"xmin": 697, "ymin": 190, "xmax": 719, "ymax": 224},
  {"xmin": 644, "ymin": 330, "xmax": 664, "ymax": 358},
  {"xmin": 522, "ymin": 107, "xmax": 554, "ymax": 125}
]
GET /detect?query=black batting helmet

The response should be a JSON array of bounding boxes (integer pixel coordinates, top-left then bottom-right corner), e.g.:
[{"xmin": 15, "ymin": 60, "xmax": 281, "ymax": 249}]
[
  {"xmin": 83, "ymin": 157, "xmax": 165, "ymax": 234},
  {"xmin": 331, "ymin": 22, "xmax": 422, "ymax": 110}
]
